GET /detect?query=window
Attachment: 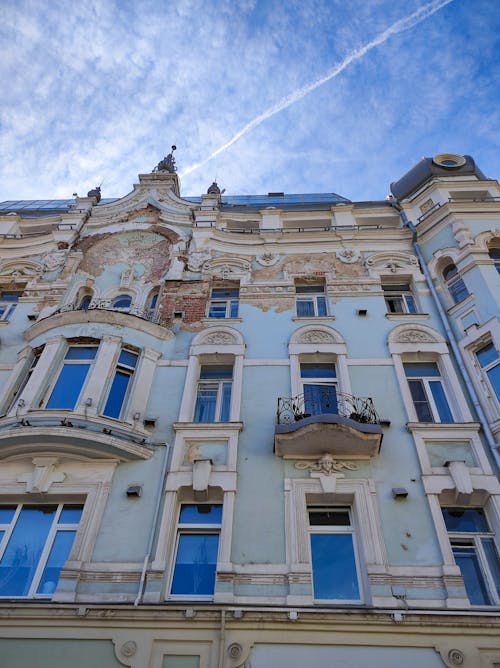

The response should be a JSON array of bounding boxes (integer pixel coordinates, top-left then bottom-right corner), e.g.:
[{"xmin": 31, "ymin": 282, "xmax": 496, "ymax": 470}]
[
  {"xmin": 111, "ymin": 294, "xmax": 132, "ymax": 310},
  {"xmin": 193, "ymin": 366, "xmax": 232, "ymax": 422},
  {"xmin": 0, "ymin": 504, "xmax": 83, "ymax": 597},
  {"xmin": 0, "ymin": 291, "xmax": 21, "ymax": 321},
  {"xmin": 208, "ymin": 286, "xmax": 239, "ymax": 319},
  {"xmin": 146, "ymin": 290, "xmax": 159, "ymax": 321},
  {"xmin": 300, "ymin": 362, "xmax": 337, "ymax": 415},
  {"xmin": 476, "ymin": 343, "xmax": 500, "ymax": 402},
  {"xmin": 170, "ymin": 504, "xmax": 222, "ymax": 598},
  {"xmin": 309, "ymin": 507, "xmax": 361, "ymax": 602},
  {"xmin": 443, "ymin": 508, "xmax": 500, "ymax": 606},
  {"xmin": 443, "ymin": 264, "xmax": 469, "ymax": 304},
  {"xmin": 488, "ymin": 247, "xmax": 500, "ymax": 274},
  {"xmin": 77, "ymin": 294, "xmax": 92, "ymax": 310},
  {"xmin": 404, "ymin": 362, "xmax": 454, "ymax": 423},
  {"xmin": 295, "ymin": 284, "xmax": 327, "ymax": 317},
  {"xmin": 102, "ymin": 348, "xmax": 138, "ymax": 419},
  {"xmin": 382, "ymin": 283, "xmax": 417, "ymax": 314},
  {"xmin": 46, "ymin": 346, "xmax": 97, "ymax": 410}
]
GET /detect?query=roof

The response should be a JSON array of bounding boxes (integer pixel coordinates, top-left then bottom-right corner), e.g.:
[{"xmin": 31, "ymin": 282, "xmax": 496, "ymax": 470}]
[{"xmin": 0, "ymin": 192, "xmax": 350, "ymax": 217}]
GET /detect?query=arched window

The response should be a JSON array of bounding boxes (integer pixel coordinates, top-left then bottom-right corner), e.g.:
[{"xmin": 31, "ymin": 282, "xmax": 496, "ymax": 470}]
[
  {"xmin": 488, "ymin": 247, "xmax": 500, "ymax": 274},
  {"xmin": 146, "ymin": 290, "xmax": 159, "ymax": 321},
  {"xmin": 442, "ymin": 264, "xmax": 469, "ymax": 304},
  {"xmin": 112, "ymin": 294, "xmax": 132, "ymax": 310},
  {"xmin": 78, "ymin": 294, "xmax": 92, "ymax": 310}
]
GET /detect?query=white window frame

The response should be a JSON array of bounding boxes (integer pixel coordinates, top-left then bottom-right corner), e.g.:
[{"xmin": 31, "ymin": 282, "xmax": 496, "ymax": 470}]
[
  {"xmin": 167, "ymin": 503, "xmax": 222, "ymax": 601},
  {"xmin": 442, "ymin": 263, "xmax": 469, "ymax": 305},
  {"xmin": 207, "ymin": 285, "xmax": 239, "ymax": 319},
  {"xmin": 382, "ymin": 282, "xmax": 418, "ymax": 314},
  {"xmin": 299, "ymin": 359, "xmax": 338, "ymax": 417},
  {"xmin": 43, "ymin": 344, "xmax": 99, "ymax": 410},
  {"xmin": 475, "ymin": 341, "xmax": 500, "ymax": 404},
  {"xmin": 403, "ymin": 361, "xmax": 455, "ymax": 423},
  {"xmin": 295, "ymin": 283, "xmax": 328, "ymax": 318},
  {"xmin": 0, "ymin": 502, "xmax": 82, "ymax": 598},
  {"xmin": 101, "ymin": 347, "xmax": 139, "ymax": 420},
  {"xmin": 308, "ymin": 505, "xmax": 363, "ymax": 604},
  {"xmin": 193, "ymin": 365, "xmax": 233, "ymax": 423}
]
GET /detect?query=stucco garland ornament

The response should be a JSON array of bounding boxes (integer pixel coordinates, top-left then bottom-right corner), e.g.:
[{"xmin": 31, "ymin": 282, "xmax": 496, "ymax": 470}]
[
  {"xmin": 297, "ymin": 330, "xmax": 335, "ymax": 344},
  {"xmin": 256, "ymin": 252, "xmax": 280, "ymax": 266},
  {"xmin": 42, "ymin": 250, "xmax": 67, "ymax": 272},
  {"xmin": 396, "ymin": 330, "xmax": 435, "ymax": 343},
  {"xmin": 295, "ymin": 454, "xmax": 359, "ymax": 476},
  {"xmin": 336, "ymin": 248, "xmax": 360, "ymax": 264},
  {"xmin": 202, "ymin": 332, "xmax": 237, "ymax": 345}
]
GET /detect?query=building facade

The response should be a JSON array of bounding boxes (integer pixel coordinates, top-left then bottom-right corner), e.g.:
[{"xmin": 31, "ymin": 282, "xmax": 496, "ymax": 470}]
[{"xmin": 0, "ymin": 153, "xmax": 498, "ymax": 667}]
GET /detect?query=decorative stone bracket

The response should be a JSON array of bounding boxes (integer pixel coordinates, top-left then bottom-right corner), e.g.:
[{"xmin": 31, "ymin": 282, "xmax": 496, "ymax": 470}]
[
  {"xmin": 193, "ymin": 458, "xmax": 213, "ymax": 500},
  {"xmin": 17, "ymin": 457, "xmax": 65, "ymax": 493}
]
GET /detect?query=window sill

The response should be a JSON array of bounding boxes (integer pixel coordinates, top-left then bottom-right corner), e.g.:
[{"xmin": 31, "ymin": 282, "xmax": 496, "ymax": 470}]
[
  {"xmin": 385, "ymin": 313, "xmax": 429, "ymax": 320},
  {"xmin": 0, "ymin": 320, "xmax": 10, "ymax": 326},
  {"xmin": 202, "ymin": 317, "xmax": 243, "ymax": 324},
  {"xmin": 174, "ymin": 421, "xmax": 243, "ymax": 431},
  {"xmin": 292, "ymin": 316, "xmax": 335, "ymax": 322}
]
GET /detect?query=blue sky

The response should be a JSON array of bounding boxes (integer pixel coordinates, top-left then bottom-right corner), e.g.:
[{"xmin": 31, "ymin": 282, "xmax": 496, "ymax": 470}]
[{"xmin": 0, "ymin": 0, "xmax": 499, "ymax": 202}]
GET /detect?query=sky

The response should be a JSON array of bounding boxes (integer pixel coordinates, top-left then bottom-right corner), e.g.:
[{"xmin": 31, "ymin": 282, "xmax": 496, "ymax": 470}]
[{"xmin": 0, "ymin": 0, "xmax": 499, "ymax": 203}]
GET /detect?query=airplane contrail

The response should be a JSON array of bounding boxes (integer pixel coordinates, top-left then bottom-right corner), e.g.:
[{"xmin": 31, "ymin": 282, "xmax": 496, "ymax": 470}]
[{"xmin": 180, "ymin": 0, "xmax": 453, "ymax": 178}]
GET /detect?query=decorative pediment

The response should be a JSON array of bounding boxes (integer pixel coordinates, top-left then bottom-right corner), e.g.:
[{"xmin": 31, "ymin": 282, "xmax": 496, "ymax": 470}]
[
  {"xmin": 365, "ymin": 251, "xmax": 419, "ymax": 277},
  {"xmin": 199, "ymin": 331, "xmax": 237, "ymax": 345},
  {"xmin": 202, "ymin": 257, "xmax": 251, "ymax": 279},
  {"xmin": 192, "ymin": 326, "xmax": 244, "ymax": 347},
  {"xmin": 291, "ymin": 325, "xmax": 343, "ymax": 345},
  {"xmin": 390, "ymin": 325, "xmax": 441, "ymax": 345},
  {"xmin": 0, "ymin": 259, "xmax": 42, "ymax": 280},
  {"xmin": 388, "ymin": 324, "xmax": 447, "ymax": 354}
]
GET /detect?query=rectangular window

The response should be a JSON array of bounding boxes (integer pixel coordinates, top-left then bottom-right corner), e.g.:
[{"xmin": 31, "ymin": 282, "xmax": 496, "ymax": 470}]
[
  {"xmin": 208, "ymin": 287, "xmax": 239, "ymax": 319},
  {"xmin": 0, "ymin": 291, "xmax": 21, "ymax": 321},
  {"xmin": 309, "ymin": 507, "xmax": 361, "ymax": 602},
  {"xmin": 102, "ymin": 348, "xmax": 138, "ymax": 419},
  {"xmin": 300, "ymin": 362, "xmax": 337, "ymax": 415},
  {"xmin": 404, "ymin": 362, "xmax": 454, "ymax": 423},
  {"xmin": 194, "ymin": 365, "xmax": 232, "ymax": 423},
  {"xmin": 0, "ymin": 504, "xmax": 83, "ymax": 597},
  {"xmin": 442, "ymin": 508, "xmax": 500, "ymax": 606},
  {"xmin": 476, "ymin": 343, "xmax": 500, "ymax": 403},
  {"xmin": 46, "ymin": 346, "xmax": 97, "ymax": 410},
  {"xmin": 170, "ymin": 504, "xmax": 222, "ymax": 598},
  {"xmin": 295, "ymin": 284, "xmax": 327, "ymax": 317},
  {"xmin": 382, "ymin": 284, "xmax": 417, "ymax": 314}
]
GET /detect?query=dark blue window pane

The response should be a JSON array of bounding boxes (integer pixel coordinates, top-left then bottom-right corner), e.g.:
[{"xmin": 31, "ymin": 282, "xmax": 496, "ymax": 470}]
[
  {"xmin": 78, "ymin": 295, "xmax": 92, "ymax": 310},
  {"xmin": 0, "ymin": 506, "xmax": 56, "ymax": 596},
  {"xmin": 408, "ymin": 380, "xmax": 434, "ymax": 422},
  {"xmin": 301, "ymin": 363, "xmax": 336, "ymax": 379},
  {"xmin": 103, "ymin": 371, "xmax": 130, "ymax": 419},
  {"xmin": 0, "ymin": 293, "xmax": 20, "ymax": 302},
  {"xmin": 405, "ymin": 295, "xmax": 417, "ymax": 313},
  {"xmin": 179, "ymin": 505, "xmax": 222, "ymax": 524},
  {"xmin": 296, "ymin": 285, "xmax": 325, "ymax": 294},
  {"xmin": 220, "ymin": 382, "xmax": 232, "ymax": 421},
  {"xmin": 36, "ymin": 530, "xmax": 77, "ymax": 596},
  {"xmin": 0, "ymin": 507, "xmax": 16, "ymax": 524},
  {"xmin": 194, "ymin": 386, "xmax": 217, "ymax": 422},
  {"xmin": 404, "ymin": 363, "xmax": 440, "ymax": 377},
  {"xmin": 452, "ymin": 546, "xmax": 491, "ymax": 605},
  {"xmin": 199, "ymin": 366, "xmax": 233, "ymax": 379},
  {"xmin": 296, "ymin": 299, "xmax": 315, "ymax": 317},
  {"xmin": 482, "ymin": 538, "xmax": 500, "ymax": 599},
  {"xmin": 46, "ymin": 364, "xmax": 91, "ymax": 409},
  {"xmin": 487, "ymin": 365, "xmax": 500, "ymax": 402},
  {"xmin": 443, "ymin": 264, "xmax": 459, "ymax": 281},
  {"xmin": 477, "ymin": 343, "xmax": 499, "ymax": 367},
  {"xmin": 309, "ymin": 510, "xmax": 350, "ymax": 526},
  {"xmin": 317, "ymin": 296, "xmax": 327, "ymax": 316},
  {"xmin": 112, "ymin": 295, "xmax": 132, "ymax": 309},
  {"xmin": 448, "ymin": 278, "xmax": 469, "ymax": 304},
  {"xmin": 310, "ymin": 533, "xmax": 360, "ymax": 600},
  {"xmin": 59, "ymin": 505, "xmax": 83, "ymax": 524},
  {"xmin": 442, "ymin": 509, "xmax": 489, "ymax": 533},
  {"xmin": 304, "ymin": 384, "xmax": 337, "ymax": 415},
  {"xmin": 211, "ymin": 289, "xmax": 239, "ymax": 298},
  {"xmin": 208, "ymin": 302, "xmax": 227, "ymax": 318},
  {"xmin": 118, "ymin": 350, "xmax": 138, "ymax": 368},
  {"xmin": 170, "ymin": 534, "xmax": 219, "ymax": 596},
  {"xmin": 65, "ymin": 347, "xmax": 97, "ymax": 360},
  {"xmin": 429, "ymin": 381, "xmax": 454, "ymax": 422},
  {"xmin": 229, "ymin": 300, "xmax": 239, "ymax": 317}
]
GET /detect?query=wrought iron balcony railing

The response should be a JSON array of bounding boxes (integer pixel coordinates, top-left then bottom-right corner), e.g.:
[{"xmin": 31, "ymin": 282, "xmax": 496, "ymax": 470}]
[
  {"xmin": 276, "ymin": 390, "xmax": 379, "ymax": 426},
  {"xmin": 43, "ymin": 300, "xmax": 161, "ymax": 324}
]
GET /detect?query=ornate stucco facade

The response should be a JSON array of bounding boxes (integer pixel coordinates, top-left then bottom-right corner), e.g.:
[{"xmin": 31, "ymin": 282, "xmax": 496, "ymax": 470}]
[{"xmin": 0, "ymin": 153, "xmax": 499, "ymax": 667}]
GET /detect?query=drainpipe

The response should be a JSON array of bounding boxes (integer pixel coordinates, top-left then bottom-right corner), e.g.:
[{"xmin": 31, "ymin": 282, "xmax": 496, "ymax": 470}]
[
  {"xmin": 218, "ymin": 609, "xmax": 226, "ymax": 668},
  {"xmin": 134, "ymin": 442, "xmax": 171, "ymax": 606},
  {"xmin": 391, "ymin": 201, "xmax": 500, "ymax": 472}
]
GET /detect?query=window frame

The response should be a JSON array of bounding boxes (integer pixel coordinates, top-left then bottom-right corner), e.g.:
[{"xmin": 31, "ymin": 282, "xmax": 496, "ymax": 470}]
[
  {"xmin": 168, "ymin": 503, "xmax": 222, "ymax": 601},
  {"xmin": 488, "ymin": 247, "xmax": 500, "ymax": 274},
  {"xmin": 0, "ymin": 291, "xmax": 21, "ymax": 321},
  {"xmin": 382, "ymin": 283, "xmax": 418, "ymax": 314},
  {"xmin": 295, "ymin": 283, "xmax": 328, "ymax": 318},
  {"xmin": 442, "ymin": 507, "xmax": 500, "ymax": 606},
  {"xmin": 193, "ymin": 365, "xmax": 233, "ymax": 423},
  {"xmin": 308, "ymin": 506, "xmax": 363, "ymax": 603},
  {"xmin": 404, "ymin": 362, "xmax": 455, "ymax": 423},
  {"xmin": 0, "ymin": 502, "xmax": 83, "ymax": 599},
  {"xmin": 101, "ymin": 347, "xmax": 139, "ymax": 420},
  {"xmin": 207, "ymin": 286, "xmax": 239, "ymax": 319},
  {"xmin": 300, "ymin": 361, "xmax": 338, "ymax": 416},
  {"xmin": 443, "ymin": 263, "xmax": 469, "ymax": 305},
  {"xmin": 44, "ymin": 344, "xmax": 98, "ymax": 411},
  {"xmin": 475, "ymin": 342, "xmax": 500, "ymax": 403},
  {"xmin": 111, "ymin": 294, "xmax": 133, "ymax": 311}
]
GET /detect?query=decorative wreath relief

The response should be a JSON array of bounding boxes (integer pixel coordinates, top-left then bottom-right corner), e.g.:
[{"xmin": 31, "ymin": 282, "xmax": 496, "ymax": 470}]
[
  {"xmin": 447, "ymin": 649, "xmax": 465, "ymax": 666},
  {"xmin": 120, "ymin": 641, "xmax": 137, "ymax": 657},
  {"xmin": 256, "ymin": 252, "xmax": 280, "ymax": 266},
  {"xmin": 227, "ymin": 643, "xmax": 243, "ymax": 661},
  {"xmin": 336, "ymin": 248, "xmax": 360, "ymax": 264}
]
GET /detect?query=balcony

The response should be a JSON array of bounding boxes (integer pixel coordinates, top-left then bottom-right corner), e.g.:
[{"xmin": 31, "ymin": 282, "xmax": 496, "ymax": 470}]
[{"xmin": 274, "ymin": 390, "xmax": 382, "ymax": 459}]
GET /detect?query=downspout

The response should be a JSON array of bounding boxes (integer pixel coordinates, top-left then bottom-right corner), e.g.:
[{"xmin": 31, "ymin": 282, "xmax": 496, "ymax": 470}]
[
  {"xmin": 134, "ymin": 441, "xmax": 171, "ymax": 606},
  {"xmin": 218, "ymin": 609, "xmax": 226, "ymax": 668},
  {"xmin": 391, "ymin": 201, "xmax": 500, "ymax": 472}
]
